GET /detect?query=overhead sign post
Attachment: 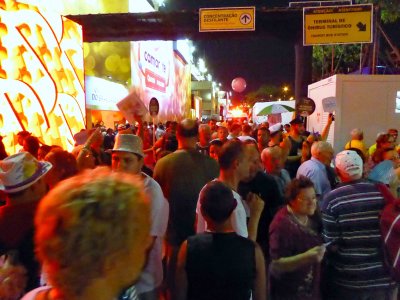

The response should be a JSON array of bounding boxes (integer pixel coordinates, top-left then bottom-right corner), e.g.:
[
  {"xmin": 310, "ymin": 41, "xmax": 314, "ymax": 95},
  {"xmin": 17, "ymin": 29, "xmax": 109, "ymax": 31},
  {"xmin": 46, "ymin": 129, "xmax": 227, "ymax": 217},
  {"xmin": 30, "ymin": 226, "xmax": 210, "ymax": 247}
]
[
  {"xmin": 303, "ymin": 4, "xmax": 373, "ymax": 46},
  {"xmin": 199, "ymin": 7, "xmax": 255, "ymax": 32}
]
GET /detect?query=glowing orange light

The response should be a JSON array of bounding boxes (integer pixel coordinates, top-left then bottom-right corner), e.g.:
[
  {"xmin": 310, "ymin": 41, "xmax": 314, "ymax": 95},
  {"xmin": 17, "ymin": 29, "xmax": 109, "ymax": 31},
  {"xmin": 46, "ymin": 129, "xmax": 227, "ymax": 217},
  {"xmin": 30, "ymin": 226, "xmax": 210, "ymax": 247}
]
[
  {"xmin": 230, "ymin": 108, "xmax": 245, "ymax": 118},
  {"xmin": 0, "ymin": 1, "xmax": 85, "ymax": 155}
]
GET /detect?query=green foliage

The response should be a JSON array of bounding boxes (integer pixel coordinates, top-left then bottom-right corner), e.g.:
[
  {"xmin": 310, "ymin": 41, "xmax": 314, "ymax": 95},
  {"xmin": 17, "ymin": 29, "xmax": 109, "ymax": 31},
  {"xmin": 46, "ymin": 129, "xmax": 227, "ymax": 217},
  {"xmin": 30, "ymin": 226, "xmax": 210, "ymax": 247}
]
[
  {"xmin": 244, "ymin": 84, "xmax": 281, "ymax": 106},
  {"xmin": 353, "ymin": 0, "xmax": 400, "ymax": 23},
  {"xmin": 312, "ymin": 2, "xmax": 400, "ymax": 81},
  {"xmin": 312, "ymin": 44, "xmax": 362, "ymax": 81}
]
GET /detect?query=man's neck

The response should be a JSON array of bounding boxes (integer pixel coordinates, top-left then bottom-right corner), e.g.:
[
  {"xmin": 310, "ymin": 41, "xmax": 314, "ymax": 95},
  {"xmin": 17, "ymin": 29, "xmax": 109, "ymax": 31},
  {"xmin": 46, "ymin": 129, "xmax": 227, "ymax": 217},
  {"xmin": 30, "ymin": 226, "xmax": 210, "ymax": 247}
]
[
  {"xmin": 313, "ymin": 156, "xmax": 328, "ymax": 166},
  {"xmin": 219, "ymin": 170, "xmax": 239, "ymax": 192},
  {"xmin": 206, "ymin": 220, "xmax": 234, "ymax": 233},
  {"xmin": 178, "ymin": 139, "xmax": 197, "ymax": 150},
  {"xmin": 290, "ymin": 131, "xmax": 301, "ymax": 139}
]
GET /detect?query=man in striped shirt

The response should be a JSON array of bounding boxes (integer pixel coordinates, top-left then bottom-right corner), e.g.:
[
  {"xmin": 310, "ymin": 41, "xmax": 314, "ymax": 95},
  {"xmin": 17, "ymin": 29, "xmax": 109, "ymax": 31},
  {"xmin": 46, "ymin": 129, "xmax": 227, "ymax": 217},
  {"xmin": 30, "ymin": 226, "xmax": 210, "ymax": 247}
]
[{"xmin": 321, "ymin": 150, "xmax": 397, "ymax": 299}]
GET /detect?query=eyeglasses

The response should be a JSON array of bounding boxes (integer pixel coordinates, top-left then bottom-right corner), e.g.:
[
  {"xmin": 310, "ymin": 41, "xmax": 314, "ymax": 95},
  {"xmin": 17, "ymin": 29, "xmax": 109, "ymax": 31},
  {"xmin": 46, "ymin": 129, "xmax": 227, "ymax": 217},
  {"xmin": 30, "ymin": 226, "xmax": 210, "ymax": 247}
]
[{"xmin": 297, "ymin": 195, "xmax": 317, "ymax": 202}]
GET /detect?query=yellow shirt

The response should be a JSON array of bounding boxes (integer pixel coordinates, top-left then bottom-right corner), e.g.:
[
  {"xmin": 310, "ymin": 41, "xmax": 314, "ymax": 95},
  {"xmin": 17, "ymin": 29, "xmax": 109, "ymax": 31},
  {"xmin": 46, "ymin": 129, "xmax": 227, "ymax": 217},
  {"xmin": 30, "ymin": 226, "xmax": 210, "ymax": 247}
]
[{"xmin": 345, "ymin": 139, "xmax": 367, "ymax": 155}]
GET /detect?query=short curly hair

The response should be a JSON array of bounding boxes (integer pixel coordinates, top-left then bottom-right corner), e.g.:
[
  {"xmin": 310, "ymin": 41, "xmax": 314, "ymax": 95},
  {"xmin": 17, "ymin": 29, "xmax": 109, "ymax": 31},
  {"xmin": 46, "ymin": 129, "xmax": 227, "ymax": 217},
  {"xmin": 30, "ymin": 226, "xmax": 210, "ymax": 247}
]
[
  {"xmin": 285, "ymin": 176, "xmax": 315, "ymax": 204},
  {"xmin": 35, "ymin": 167, "xmax": 151, "ymax": 298}
]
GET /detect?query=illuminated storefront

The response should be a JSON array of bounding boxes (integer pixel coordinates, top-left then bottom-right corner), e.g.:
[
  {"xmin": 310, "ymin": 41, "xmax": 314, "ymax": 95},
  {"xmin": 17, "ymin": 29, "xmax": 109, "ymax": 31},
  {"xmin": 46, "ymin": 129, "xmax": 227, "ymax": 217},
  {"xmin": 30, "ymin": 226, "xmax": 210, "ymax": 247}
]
[
  {"xmin": 0, "ymin": 0, "xmax": 85, "ymax": 154},
  {"xmin": 131, "ymin": 40, "xmax": 191, "ymax": 122},
  {"xmin": 0, "ymin": 0, "xmax": 193, "ymax": 156},
  {"xmin": 85, "ymin": 76, "xmax": 128, "ymax": 129}
]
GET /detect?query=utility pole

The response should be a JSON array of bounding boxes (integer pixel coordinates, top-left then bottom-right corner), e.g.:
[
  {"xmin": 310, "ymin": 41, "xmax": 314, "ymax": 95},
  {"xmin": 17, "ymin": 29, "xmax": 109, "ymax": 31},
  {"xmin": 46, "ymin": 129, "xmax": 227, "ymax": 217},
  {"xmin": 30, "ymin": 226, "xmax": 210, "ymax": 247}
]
[{"xmin": 371, "ymin": 5, "xmax": 380, "ymax": 74}]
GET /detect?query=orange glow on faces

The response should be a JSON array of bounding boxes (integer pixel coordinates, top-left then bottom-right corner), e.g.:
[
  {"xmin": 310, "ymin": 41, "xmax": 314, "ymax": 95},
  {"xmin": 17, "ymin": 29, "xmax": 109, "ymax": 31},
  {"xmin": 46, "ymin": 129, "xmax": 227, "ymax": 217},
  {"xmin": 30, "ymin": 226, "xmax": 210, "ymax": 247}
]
[{"xmin": 0, "ymin": 1, "xmax": 85, "ymax": 155}]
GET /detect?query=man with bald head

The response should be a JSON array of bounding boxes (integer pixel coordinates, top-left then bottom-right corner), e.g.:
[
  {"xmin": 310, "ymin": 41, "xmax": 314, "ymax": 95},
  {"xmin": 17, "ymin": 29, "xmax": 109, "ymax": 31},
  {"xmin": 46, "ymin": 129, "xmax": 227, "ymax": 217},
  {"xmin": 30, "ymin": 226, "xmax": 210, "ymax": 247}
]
[
  {"xmin": 153, "ymin": 119, "xmax": 219, "ymax": 298},
  {"xmin": 296, "ymin": 141, "xmax": 335, "ymax": 200},
  {"xmin": 196, "ymin": 124, "xmax": 212, "ymax": 156},
  {"xmin": 345, "ymin": 128, "xmax": 367, "ymax": 156},
  {"xmin": 261, "ymin": 146, "xmax": 291, "ymax": 199}
]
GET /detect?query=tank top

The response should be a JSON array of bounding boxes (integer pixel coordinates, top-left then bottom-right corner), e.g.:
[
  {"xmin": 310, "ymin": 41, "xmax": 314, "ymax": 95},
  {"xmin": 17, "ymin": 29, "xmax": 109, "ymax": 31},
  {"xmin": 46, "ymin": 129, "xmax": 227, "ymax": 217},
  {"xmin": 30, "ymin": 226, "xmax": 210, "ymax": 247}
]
[
  {"xmin": 288, "ymin": 135, "xmax": 304, "ymax": 156},
  {"xmin": 186, "ymin": 232, "xmax": 256, "ymax": 300},
  {"xmin": 285, "ymin": 135, "xmax": 304, "ymax": 178}
]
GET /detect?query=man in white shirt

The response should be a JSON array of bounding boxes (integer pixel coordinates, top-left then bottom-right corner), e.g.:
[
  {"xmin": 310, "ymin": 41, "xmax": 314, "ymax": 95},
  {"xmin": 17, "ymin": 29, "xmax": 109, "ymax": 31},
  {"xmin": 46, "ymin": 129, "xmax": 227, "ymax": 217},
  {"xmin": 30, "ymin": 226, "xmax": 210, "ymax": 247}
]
[
  {"xmin": 196, "ymin": 139, "xmax": 264, "ymax": 241},
  {"xmin": 109, "ymin": 134, "xmax": 169, "ymax": 300}
]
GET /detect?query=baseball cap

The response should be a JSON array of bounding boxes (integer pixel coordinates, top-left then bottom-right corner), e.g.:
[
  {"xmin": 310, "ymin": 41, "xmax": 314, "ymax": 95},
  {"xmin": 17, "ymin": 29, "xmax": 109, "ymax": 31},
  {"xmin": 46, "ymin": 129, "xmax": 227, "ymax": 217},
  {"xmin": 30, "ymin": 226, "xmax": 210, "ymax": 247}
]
[
  {"xmin": 335, "ymin": 150, "xmax": 363, "ymax": 178},
  {"xmin": 290, "ymin": 117, "xmax": 303, "ymax": 125}
]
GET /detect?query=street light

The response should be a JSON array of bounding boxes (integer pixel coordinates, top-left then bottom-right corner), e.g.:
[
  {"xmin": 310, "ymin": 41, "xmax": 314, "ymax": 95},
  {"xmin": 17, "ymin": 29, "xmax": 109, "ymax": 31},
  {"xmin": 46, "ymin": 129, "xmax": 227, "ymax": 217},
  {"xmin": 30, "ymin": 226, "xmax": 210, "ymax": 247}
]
[{"xmin": 283, "ymin": 86, "xmax": 289, "ymax": 100}]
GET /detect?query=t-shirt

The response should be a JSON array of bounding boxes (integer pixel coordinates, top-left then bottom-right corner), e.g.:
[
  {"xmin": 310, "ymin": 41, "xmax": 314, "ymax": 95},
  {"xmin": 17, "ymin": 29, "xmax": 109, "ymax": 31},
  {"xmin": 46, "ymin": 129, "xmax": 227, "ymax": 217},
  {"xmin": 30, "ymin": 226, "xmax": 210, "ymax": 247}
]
[
  {"xmin": 153, "ymin": 149, "xmax": 219, "ymax": 246},
  {"xmin": 321, "ymin": 180, "xmax": 396, "ymax": 290},
  {"xmin": 196, "ymin": 182, "xmax": 248, "ymax": 238},
  {"xmin": 136, "ymin": 173, "xmax": 169, "ymax": 293},
  {"xmin": 345, "ymin": 139, "xmax": 367, "ymax": 155},
  {"xmin": 238, "ymin": 171, "xmax": 284, "ymax": 257},
  {"xmin": 285, "ymin": 135, "xmax": 305, "ymax": 178},
  {"xmin": 195, "ymin": 142, "xmax": 210, "ymax": 156},
  {"xmin": 269, "ymin": 206, "xmax": 323, "ymax": 299}
]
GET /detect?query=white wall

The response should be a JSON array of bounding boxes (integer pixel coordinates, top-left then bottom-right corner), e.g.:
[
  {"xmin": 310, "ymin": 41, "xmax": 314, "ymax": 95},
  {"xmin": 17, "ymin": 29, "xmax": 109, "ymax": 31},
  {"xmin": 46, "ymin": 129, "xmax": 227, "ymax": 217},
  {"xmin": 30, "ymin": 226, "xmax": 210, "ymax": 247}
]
[{"xmin": 308, "ymin": 75, "xmax": 400, "ymax": 152}]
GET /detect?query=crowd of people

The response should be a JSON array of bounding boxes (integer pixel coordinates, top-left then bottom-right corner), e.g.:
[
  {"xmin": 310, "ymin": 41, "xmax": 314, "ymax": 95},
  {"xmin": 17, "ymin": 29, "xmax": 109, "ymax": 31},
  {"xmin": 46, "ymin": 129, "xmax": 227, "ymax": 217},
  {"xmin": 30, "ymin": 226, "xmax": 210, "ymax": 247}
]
[{"xmin": 0, "ymin": 115, "xmax": 399, "ymax": 300}]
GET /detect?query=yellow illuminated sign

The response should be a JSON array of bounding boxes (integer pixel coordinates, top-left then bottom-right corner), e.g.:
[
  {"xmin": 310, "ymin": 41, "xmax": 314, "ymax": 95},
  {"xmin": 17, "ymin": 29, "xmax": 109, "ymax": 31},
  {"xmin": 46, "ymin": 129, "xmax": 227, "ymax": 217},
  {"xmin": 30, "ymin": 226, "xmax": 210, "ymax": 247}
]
[
  {"xmin": 199, "ymin": 7, "xmax": 255, "ymax": 32},
  {"xmin": 303, "ymin": 4, "xmax": 373, "ymax": 46}
]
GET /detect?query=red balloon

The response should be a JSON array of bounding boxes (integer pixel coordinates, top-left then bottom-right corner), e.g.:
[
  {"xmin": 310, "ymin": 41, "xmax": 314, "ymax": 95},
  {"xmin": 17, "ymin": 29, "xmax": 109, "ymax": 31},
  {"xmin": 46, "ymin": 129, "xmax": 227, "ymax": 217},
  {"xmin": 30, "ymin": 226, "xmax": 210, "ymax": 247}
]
[{"xmin": 231, "ymin": 77, "xmax": 247, "ymax": 93}]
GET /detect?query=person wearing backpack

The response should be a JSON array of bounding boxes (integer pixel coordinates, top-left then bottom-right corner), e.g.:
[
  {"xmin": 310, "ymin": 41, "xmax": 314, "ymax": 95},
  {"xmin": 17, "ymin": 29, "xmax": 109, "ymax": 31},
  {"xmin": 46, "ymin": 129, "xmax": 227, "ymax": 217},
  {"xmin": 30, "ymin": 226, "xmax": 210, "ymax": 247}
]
[{"xmin": 321, "ymin": 150, "xmax": 398, "ymax": 299}]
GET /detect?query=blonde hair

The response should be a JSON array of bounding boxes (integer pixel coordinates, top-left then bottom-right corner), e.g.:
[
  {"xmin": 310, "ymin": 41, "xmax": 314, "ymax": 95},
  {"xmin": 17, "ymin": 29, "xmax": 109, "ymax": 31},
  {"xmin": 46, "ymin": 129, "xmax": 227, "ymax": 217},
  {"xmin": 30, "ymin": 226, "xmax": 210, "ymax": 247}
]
[{"xmin": 35, "ymin": 167, "xmax": 150, "ymax": 298}]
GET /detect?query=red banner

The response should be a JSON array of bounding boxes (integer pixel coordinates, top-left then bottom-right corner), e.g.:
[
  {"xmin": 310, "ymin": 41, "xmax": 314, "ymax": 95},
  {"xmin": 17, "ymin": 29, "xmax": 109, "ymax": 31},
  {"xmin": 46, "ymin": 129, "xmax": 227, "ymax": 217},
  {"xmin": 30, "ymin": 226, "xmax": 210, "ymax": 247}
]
[{"xmin": 145, "ymin": 69, "xmax": 166, "ymax": 93}]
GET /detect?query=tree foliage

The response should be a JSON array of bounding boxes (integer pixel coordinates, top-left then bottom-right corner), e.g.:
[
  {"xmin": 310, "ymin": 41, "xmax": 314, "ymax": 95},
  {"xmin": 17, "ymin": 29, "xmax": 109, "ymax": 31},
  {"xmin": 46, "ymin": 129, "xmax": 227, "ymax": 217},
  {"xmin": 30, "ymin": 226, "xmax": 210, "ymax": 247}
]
[
  {"xmin": 354, "ymin": 0, "xmax": 400, "ymax": 23},
  {"xmin": 312, "ymin": 44, "xmax": 362, "ymax": 81},
  {"xmin": 244, "ymin": 84, "xmax": 281, "ymax": 106},
  {"xmin": 312, "ymin": 3, "xmax": 400, "ymax": 81}
]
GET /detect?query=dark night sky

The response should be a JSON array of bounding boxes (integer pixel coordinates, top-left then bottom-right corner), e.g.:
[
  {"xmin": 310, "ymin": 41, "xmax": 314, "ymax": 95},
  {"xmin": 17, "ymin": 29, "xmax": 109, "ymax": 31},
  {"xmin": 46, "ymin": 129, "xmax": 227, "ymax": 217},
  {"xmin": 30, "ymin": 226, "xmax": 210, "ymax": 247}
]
[
  {"xmin": 161, "ymin": 0, "xmax": 296, "ymax": 96},
  {"xmin": 196, "ymin": 37, "xmax": 295, "ymax": 97},
  {"xmin": 160, "ymin": 0, "xmax": 400, "ymax": 99}
]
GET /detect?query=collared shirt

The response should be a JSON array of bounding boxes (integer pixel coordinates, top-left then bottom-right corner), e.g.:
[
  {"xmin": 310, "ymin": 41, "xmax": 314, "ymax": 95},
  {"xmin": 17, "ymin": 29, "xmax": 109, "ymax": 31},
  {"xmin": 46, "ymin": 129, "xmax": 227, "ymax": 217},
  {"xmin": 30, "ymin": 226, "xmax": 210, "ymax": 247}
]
[{"xmin": 296, "ymin": 157, "xmax": 331, "ymax": 200}]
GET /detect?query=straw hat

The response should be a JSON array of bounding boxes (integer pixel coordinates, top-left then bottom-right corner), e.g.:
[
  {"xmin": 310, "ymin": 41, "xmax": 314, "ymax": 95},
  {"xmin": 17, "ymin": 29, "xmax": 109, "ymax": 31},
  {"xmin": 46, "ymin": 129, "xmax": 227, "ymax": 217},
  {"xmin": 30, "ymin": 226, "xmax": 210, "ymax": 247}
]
[
  {"xmin": 0, "ymin": 152, "xmax": 52, "ymax": 193},
  {"xmin": 106, "ymin": 134, "xmax": 144, "ymax": 158}
]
